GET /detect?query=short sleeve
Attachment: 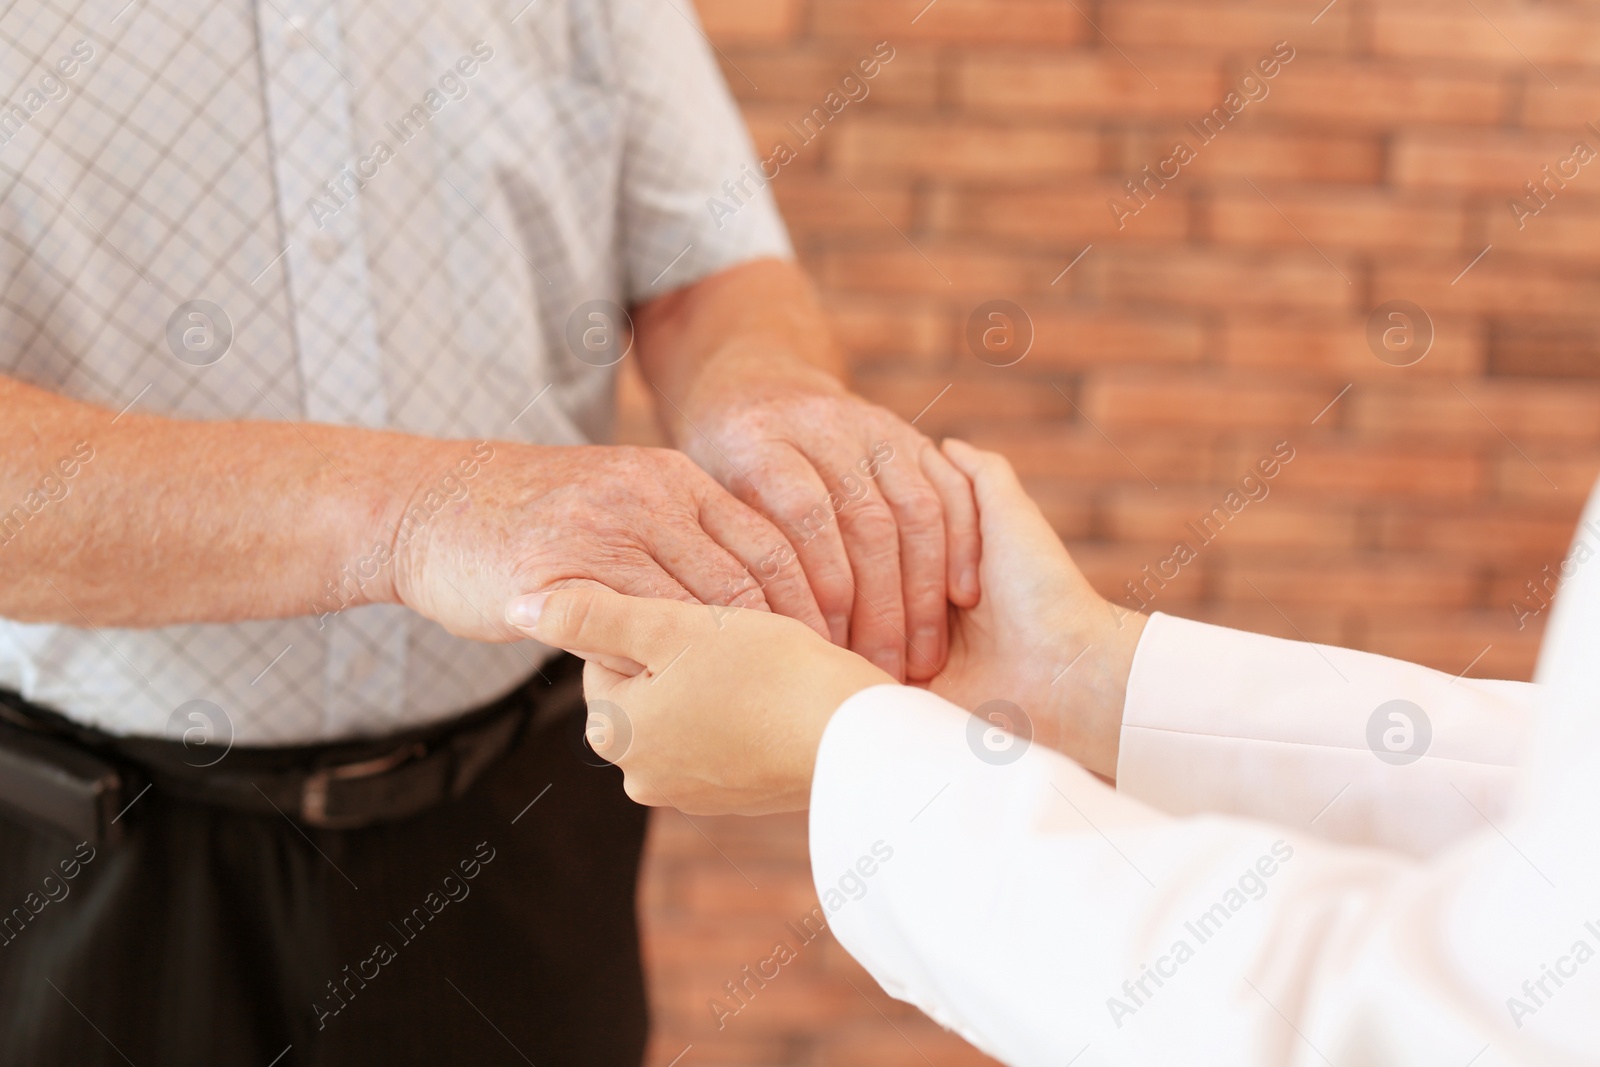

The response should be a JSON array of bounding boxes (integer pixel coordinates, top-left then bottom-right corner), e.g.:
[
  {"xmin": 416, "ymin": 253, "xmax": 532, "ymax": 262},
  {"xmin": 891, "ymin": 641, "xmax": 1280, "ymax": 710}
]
[{"xmin": 609, "ymin": 0, "xmax": 793, "ymax": 304}]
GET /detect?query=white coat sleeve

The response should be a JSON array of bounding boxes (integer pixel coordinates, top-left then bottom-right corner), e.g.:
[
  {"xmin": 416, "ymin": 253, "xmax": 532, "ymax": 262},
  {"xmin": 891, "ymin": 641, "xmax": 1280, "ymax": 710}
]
[
  {"xmin": 809, "ymin": 486, "xmax": 1600, "ymax": 1067},
  {"xmin": 1117, "ymin": 613, "xmax": 1539, "ymax": 856}
]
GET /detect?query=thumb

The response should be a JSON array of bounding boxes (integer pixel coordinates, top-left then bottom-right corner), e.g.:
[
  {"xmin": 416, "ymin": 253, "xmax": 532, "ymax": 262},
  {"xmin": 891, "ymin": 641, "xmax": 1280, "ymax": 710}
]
[
  {"xmin": 940, "ymin": 438, "xmax": 1061, "ymax": 556},
  {"xmin": 506, "ymin": 585, "xmax": 698, "ymax": 667}
]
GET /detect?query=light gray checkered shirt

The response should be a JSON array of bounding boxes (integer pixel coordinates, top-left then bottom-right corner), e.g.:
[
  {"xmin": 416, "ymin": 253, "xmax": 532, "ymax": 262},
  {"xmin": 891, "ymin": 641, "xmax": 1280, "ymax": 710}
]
[{"xmin": 0, "ymin": 0, "xmax": 790, "ymax": 743}]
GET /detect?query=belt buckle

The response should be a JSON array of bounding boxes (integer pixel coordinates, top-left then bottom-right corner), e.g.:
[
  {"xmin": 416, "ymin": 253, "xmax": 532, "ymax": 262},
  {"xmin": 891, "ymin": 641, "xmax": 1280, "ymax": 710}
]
[{"xmin": 300, "ymin": 743, "xmax": 426, "ymax": 829}]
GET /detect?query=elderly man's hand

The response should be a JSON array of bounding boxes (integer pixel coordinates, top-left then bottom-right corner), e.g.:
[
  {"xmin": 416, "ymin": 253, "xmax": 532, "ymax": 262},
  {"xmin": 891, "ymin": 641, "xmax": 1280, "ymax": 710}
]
[
  {"xmin": 635, "ymin": 260, "xmax": 980, "ymax": 685},
  {"xmin": 383, "ymin": 442, "xmax": 828, "ymax": 644},
  {"xmin": 677, "ymin": 357, "xmax": 979, "ymax": 683}
]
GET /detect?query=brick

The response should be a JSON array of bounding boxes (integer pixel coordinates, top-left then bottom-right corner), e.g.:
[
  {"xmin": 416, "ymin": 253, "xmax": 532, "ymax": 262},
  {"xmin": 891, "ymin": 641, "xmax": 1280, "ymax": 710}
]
[
  {"xmin": 1266, "ymin": 59, "xmax": 1507, "ymax": 127},
  {"xmin": 1098, "ymin": 248, "xmax": 1359, "ymax": 312},
  {"xmin": 850, "ymin": 368, "xmax": 1077, "ymax": 435},
  {"xmin": 661, "ymin": 962, "xmax": 881, "ymax": 1034},
  {"xmin": 645, "ymin": 1032, "xmax": 784, "ymax": 1066},
  {"xmin": 1523, "ymin": 74, "xmax": 1600, "ymax": 131},
  {"xmin": 679, "ymin": 863, "xmax": 824, "ymax": 918},
  {"xmin": 1371, "ymin": 3, "xmax": 1600, "ymax": 67},
  {"xmin": 1022, "ymin": 307, "xmax": 1207, "ymax": 368},
  {"xmin": 1484, "ymin": 199, "xmax": 1600, "ymax": 265},
  {"xmin": 1024, "ymin": 483, "xmax": 1098, "ymax": 540},
  {"xmin": 962, "ymin": 426, "xmax": 1214, "ymax": 484},
  {"xmin": 645, "ymin": 923, "xmax": 813, "ymax": 975},
  {"xmin": 741, "ymin": 105, "xmax": 829, "ymax": 171},
  {"xmin": 823, "ymin": 295, "xmax": 948, "ymax": 364},
  {"xmin": 1122, "ymin": 127, "xmax": 1385, "ymax": 184},
  {"xmin": 1490, "ymin": 452, "xmax": 1600, "ymax": 507},
  {"xmin": 1177, "ymin": 603, "xmax": 1348, "ymax": 645},
  {"xmin": 1358, "ymin": 611, "xmax": 1544, "ymax": 682},
  {"xmin": 1490, "ymin": 322, "xmax": 1600, "ymax": 381},
  {"xmin": 1220, "ymin": 313, "xmax": 1483, "ymax": 380},
  {"xmin": 1207, "ymin": 187, "xmax": 1466, "ymax": 253},
  {"xmin": 719, "ymin": 47, "xmax": 938, "ymax": 107},
  {"xmin": 1074, "ymin": 542, "xmax": 1211, "ymax": 610},
  {"xmin": 810, "ymin": 0, "xmax": 1090, "ymax": 47},
  {"xmin": 773, "ymin": 175, "xmax": 915, "ymax": 235},
  {"xmin": 1216, "ymin": 555, "xmax": 1479, "ymax": 609},
  {"xmin": 934, "ymin": 299, "xmax": 1203, "ymax": 374},
  {"xmin": 812, "ymin": 1023, "xmax": 1001, "ymax": 1066},
  {"xmin": 1391, "ymin": 131, "xmax": 1590, "ymax": 191},
  {"xmin": 1107, "ymin": 489, "xmax": 1362, "ymax": 550},
  {"xmin": 1220, "ymin": 440, "xmax": 1485, "ymax": 499},
  {"xmin": 1376, "ymin": 507, "xmax": 1579, "ymax": 559},
  {"xmin": 834, "ymin": 118, "xmax": 1100, "ymax": 181},
  {"xmin": 933, "ymin": 182, "xmax": 1189, "ymax": 243},
  {"xmin": 1373, "ymin": 257, "xmax": 1600, "ymax": 318},
  {"xmin": 696, "ymin": 0, "xmax": 804, "ymax": 45},
  {"xmin": 958, "ymin": 52, "xmax": 1220, "ymax": 118},
  {"xmin": 1348, "ymin": 383, "xmax": 1600, "ymax": 445},
  {"xmin": 817, "ymin": 242, "xmax": 1072, "ymax": 297},
  {"xmin": 1102, "ymin": 1, "xmax": 1354, "ymax": 54},
  {"xmin": 645, "ymin": 809, "xmax": 810, "ymax": 861},
  {"xmin": 1489, "ymin": 559, "xmax": 1593, "ymax": 620},
  {"xmin": 1084, "ymin": 372, "xmax": 1336, "ymax": 430}
]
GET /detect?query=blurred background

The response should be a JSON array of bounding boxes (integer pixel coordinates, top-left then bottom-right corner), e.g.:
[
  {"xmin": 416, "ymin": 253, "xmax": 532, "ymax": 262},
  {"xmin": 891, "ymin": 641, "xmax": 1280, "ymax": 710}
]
[{"xmin": 619, "ymin": 1, "xmax": 1600, "ymax": 1063}]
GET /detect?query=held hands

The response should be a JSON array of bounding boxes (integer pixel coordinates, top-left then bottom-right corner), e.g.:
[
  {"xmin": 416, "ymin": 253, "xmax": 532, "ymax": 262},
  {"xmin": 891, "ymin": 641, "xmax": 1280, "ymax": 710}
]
[
  {"xmin": 677, "ymin": 354, "xmax": 980, "ymax": 683},
  {"xmin": 383, "ymin": 442, "xmax": 830, "ymax": 644},
  {"xmin": 507, "ymin": 441, "xmax": 1145, "ymax": 815}
]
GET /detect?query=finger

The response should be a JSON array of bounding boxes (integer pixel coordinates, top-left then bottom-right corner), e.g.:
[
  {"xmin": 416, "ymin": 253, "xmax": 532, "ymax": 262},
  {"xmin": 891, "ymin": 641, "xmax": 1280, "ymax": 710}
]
[
  {"xmin": 646, "ymin": 518, "xmax": 778, "ymax": 618},
  {"xmin": 696, "ymin": 478, "xmax": 832, "ymax": 641},
  {"xmin": 922, "ymin": 441, "xmax": 981, "ymax": 608},
  {"xmin": 870, "ymin": 438, "xmax": 951, "ymax": 681},
  {"xmin": 718, "ymin": 445, "xmax": 855, "ymax": 645},
  {"xmin": 813, "ymin": 453, "xmax": 906, "ymax": 681},
  {"xmin": 506, "ymin": 584, "xmax": 703, "ymax": 670},
  {"xmin": 940, "ymin": 438, "xmax": 1061, "ymax": 552},
  {"xmin": 510, "ymin": 572, "xmax": 690, "ymax": 674}
]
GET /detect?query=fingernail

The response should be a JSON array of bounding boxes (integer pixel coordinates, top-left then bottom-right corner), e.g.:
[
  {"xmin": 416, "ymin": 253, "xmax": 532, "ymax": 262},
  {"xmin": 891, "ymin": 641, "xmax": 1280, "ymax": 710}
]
[
  {"xmin": 960, "ymin": 566, "xmax": 979, "ymax": 598},
  {"xmin": 871, "ymin": 649, "xmax": 902, "ymax": 678},
  {"xmin": 827, "ymin": 614, "xmax": 850, "ymax": 643},
  {"xmin": 913, "ymin": 627, "xmax": 939, "ymax": 658},
  {"xmin": 506, "ymin": 593, "xmax": 550, "ymax": 629}
]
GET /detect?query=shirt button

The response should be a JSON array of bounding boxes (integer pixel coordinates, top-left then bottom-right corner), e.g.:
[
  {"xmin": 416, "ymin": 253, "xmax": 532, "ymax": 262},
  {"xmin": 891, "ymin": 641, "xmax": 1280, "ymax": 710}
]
[
  {"xmin": 310, "ymin": 234, "xmax": 342, "ymax": 263},
  {"xmin": 285, "ymin": 14, "xmax": 312, "ymax": 50}
]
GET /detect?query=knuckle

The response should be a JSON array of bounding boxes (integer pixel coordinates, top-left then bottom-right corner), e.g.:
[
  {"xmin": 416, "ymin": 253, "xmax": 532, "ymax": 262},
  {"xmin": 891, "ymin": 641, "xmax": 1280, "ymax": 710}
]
[
  {"xmin": 551, "ymin": 590, "xmax": 597, "ymax": 642},
  {"xmin": 849, "ymin": 504, "xmax": 901, "ymax": 551},
  {"xmin": 774, "ymin": 497, "xmax": 833, "ymax": 537},
  {"xmin": 651, "ymin": 446, "xmax": 699, "ymax": 479},
  {"xmin": 893, "ymin": 486, "xmax": 944, "ymax": 528}
]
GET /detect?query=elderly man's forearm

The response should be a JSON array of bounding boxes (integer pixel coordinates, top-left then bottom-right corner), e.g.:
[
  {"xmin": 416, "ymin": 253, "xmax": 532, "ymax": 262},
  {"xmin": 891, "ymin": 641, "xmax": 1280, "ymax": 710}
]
[{"xmin": 0, "ymin": 375, "xmax": 434, "ymax": 628}]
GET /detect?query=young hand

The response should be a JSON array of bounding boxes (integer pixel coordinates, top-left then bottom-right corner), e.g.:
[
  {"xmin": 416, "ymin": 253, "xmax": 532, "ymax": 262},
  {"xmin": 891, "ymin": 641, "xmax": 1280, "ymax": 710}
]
[
  {"xmin": 928, "ymin": 440, "xmax": 1146, "ymax": 779},
  {"xmin": 508, "ymin": 586, "xmax": 894, "ymax": 815}
]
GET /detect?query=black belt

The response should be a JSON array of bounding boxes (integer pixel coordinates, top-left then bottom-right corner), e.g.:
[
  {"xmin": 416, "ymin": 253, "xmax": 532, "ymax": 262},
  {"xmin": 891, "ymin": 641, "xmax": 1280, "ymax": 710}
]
[{"xmin": 0, "ymin": 653, "xmax": 585, "ymax": 841}]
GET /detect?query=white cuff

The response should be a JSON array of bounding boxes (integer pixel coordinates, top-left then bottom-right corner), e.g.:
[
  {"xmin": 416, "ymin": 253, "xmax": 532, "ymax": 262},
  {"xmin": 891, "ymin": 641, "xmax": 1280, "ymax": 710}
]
[{"xmin": 1116, "ymin": 613, "xmax": 1533, "ymax": 856}]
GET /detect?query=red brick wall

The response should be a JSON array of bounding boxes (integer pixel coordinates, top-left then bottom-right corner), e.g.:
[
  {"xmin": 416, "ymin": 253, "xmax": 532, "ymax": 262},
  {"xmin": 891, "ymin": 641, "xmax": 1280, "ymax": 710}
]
[{"xmin": 624, "ymin": 2, "xmax": 1600, "ymax": 1063}]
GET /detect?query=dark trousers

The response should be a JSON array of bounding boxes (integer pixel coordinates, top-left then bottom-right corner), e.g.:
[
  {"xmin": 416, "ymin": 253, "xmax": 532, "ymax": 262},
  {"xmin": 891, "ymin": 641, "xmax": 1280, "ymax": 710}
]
[{"xmin": 0, "ymin": 673, "xmax": 650, "ymax": 1066}]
